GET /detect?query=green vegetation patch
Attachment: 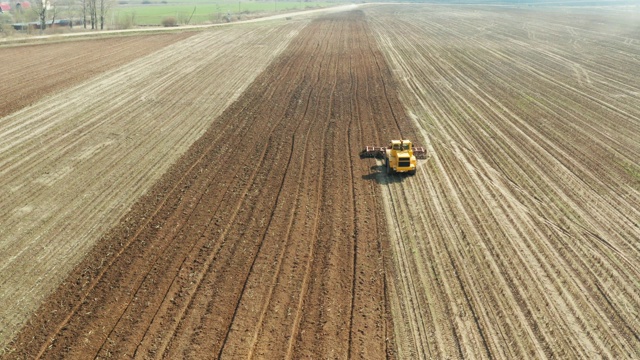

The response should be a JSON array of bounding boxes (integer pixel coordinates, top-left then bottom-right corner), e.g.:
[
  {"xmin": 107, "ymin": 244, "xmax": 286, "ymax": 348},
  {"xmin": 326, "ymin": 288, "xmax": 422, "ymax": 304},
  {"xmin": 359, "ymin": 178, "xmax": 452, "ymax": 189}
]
[{"xmin": 112, "ymin": 1, "xmax": 332, "ymax": 26}]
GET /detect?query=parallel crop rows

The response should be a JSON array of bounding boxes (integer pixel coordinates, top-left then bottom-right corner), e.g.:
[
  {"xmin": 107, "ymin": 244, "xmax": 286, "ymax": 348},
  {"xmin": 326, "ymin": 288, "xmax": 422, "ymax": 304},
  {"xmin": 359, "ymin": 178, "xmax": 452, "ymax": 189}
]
[
  {"xmin": 2, "ymin": 6, "xmax": 638, "ymax": 359},
  {"xmin": 367, "ymin": 5, "xmax": 640, "ymax": 359},
  {"xmin": 0, "ymin": 23, "xmax": 306, "ymax": 350},
  {"xmin": 6, "ymin": 11, "xmax": 404, "ymax": 358}
]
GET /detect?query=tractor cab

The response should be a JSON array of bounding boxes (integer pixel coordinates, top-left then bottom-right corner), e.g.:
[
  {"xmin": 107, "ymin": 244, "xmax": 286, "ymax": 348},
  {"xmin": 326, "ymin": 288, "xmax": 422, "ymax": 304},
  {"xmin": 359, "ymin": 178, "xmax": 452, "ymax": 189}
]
[
  {"xmin": 360, "ymin": 139, "xmax": 426, "ymax": 175},
  {"xmin": 390, "ymin": 140, "xmax": 402, "ymax": 152},
  {"xmin": 386, "ymin": 139, "xmax": 416, "ymax": 174},
  {"xmin": 389, "ymin": 140, "xmax": 413, "ymax": 154}
]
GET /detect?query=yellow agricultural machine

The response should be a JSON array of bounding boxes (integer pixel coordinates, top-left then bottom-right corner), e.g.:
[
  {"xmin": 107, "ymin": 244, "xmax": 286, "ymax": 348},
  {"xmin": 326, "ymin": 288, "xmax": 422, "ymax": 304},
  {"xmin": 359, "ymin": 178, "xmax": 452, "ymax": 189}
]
[{"xmin": 360, "ymin": 139, "xmax": 426, "ymax": 175}]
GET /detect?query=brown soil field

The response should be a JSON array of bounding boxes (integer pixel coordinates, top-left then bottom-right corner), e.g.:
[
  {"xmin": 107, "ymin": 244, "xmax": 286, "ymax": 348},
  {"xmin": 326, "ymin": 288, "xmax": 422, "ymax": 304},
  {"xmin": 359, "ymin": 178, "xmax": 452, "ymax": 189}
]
[
  {"xmin": 3, "ymin": 11, "xmax": 410, "ymax": 358},
  {"xmin": 0, "ymin": 33, "xmax": 195, "ymax": 118},
  {"xmin": 0, "ymin": 21, "xmax": 309, "ymax": 350},
  {"xmin": 1, "ymin": 4, "xmax": 639, "ymax": 359}
]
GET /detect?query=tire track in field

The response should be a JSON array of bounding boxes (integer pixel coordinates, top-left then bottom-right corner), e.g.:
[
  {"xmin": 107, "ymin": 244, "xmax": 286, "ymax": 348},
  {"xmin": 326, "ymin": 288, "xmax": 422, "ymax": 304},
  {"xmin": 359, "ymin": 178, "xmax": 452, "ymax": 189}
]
[
  {"xmin": 7, "ymin": 11, "xmax": 394, "ymax": 359},
  {"xmin": 367, "ymin": 4, "xmax": 640, "ymax": 359},
  {"xmin": 99, "ymin": 128, "xmax": 282, "ymax": 358},
  {"xmin": 135, "ymin": 54, "xmax": 312, "ymax": 360},
  {"xmin": 287, "ymin": 21, "xmax": 349, "ymax": 357},
  {"xmin": 223, "ymin": 23, "xmax": 337, "ymax": 358},
  {"xmin": 157, "ymin": 32, "xmax": 332, "ymax": 359},
  {"xmin": 0, "ymin": 34, "xmax": 194, "ymax": 119},
  {"xmin": 0, "ymin": 22, "xmax": 308, "ymax": 354},
  {"xmin": 347, "ymin": 19, "xmax": 396, "ymax": 357},
  {"xmin": 30, "ymin": 46, "xmax": 308, "ymax": 357},
  {"xmin": 21, "ymin": 26, "xmax": 308, "ymax": 360},
  {"xmin": 423, "ymin": 16, "xmax": 640, "ymax": 354}
]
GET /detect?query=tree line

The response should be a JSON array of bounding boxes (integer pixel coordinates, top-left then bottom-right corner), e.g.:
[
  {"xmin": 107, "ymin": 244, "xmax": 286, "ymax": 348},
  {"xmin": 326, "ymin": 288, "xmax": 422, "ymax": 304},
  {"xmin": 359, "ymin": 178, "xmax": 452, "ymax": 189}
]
[{"xmin": 20, "ymin": 0, "xmax": 112, "ymax": 32}]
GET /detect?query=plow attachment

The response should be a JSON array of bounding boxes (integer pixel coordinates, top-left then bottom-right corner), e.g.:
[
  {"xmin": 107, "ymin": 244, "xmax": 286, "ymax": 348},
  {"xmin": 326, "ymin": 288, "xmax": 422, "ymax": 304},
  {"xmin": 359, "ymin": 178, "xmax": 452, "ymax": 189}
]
[
  {"xmin": 360, "ymin": 145, "xmax": 427, "ymax": 159},
  {"xmin": 413, "ymin": 146, "xmax": 427, "ymax": 159},
  {"xmin": 360, "ymin": 146, "xmax": 386, "ymax": 158}
]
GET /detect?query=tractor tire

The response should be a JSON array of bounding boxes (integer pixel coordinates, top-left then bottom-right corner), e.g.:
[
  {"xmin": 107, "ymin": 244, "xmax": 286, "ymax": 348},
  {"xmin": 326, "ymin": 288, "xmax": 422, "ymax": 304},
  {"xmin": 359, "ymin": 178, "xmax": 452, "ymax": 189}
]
[{"xmin": 386, "ymin": 158, "xmax": 391, "ymax": 174}]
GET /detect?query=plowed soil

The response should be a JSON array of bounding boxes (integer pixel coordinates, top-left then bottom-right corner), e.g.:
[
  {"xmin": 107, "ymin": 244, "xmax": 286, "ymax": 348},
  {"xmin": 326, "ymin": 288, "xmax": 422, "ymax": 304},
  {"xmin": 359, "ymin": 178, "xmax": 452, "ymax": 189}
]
[
  {"xmin": 0, "ymin": 21, "xmax": 308, "ymax": 350},
  {"xmin": 0, "ymin": 33, "xmax": 194, "ymax": 118},
  {"xmin": 2, "ymin": 5, "xmax": 639, "ymax": 360},
  {"xmin": 4, "ymin": 11, "xmax": 411, "ymax": 358}
]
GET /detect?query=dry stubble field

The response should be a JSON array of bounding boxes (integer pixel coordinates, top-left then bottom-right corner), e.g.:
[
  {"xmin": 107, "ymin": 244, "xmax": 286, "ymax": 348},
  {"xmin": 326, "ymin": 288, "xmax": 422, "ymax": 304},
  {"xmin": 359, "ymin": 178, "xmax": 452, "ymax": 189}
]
[
  {"xmin": 368, "ymin": 5, "xmax": 640, "ymax": 358},
  {"xmin": 1, "ymin": 4, "xmax": 639, "ymax": 359}
]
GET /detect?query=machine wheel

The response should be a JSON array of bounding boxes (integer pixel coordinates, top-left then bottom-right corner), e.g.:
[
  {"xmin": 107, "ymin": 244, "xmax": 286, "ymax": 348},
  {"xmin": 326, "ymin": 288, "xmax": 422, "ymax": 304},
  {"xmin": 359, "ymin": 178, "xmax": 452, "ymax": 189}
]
[
  {"xmin": 409, "ymin": 169, "xmax": 416, "ymax": 176},
  {"xmin": 386, "ymin": 158, "xmax": 391, "ymax": 174}
]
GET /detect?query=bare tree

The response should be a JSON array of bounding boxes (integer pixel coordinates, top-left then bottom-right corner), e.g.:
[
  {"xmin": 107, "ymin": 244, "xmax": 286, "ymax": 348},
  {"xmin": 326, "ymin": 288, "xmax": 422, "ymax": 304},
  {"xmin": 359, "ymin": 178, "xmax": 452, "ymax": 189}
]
[
  {"xmin": 50, "ymin": 4, "xmax": 57, "ymax": 26},
  {"xmin": 82, "ymin": 0, "xmax": 87, "ymax": 28},
  {"xmin": 30, "ymin": 0, "xmax": 107, "ymax": 32},
  {"xmin": 88, "ymin": 0, "xmax": 96, "ymax": 29},
  {"xmin": 33, "ymin": 0, "xmax": 50, "ymax": 33},
  {"xmin": 98, "ymin": 0, "xmax": 111, "ymax": 30},
  {"xmin": 57, "ymin": 0, "xmax": 80, "ymax": 29}
]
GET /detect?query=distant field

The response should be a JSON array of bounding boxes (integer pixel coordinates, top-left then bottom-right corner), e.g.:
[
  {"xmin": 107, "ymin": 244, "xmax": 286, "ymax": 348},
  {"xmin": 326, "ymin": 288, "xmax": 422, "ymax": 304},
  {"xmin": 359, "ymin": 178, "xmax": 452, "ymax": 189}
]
[{"xmin": 111, "ymin": 1, "xmax": 332, "ymax": 25}]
